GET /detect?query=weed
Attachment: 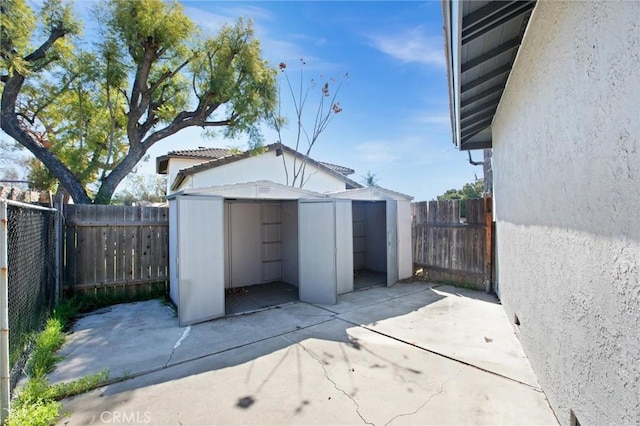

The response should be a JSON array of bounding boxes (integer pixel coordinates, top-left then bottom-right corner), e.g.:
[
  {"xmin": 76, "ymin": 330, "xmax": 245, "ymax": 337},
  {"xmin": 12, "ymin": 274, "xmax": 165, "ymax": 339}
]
[
  {"xmin": 65, "ymin": 286, "xmax": 167, "ymax": 314},
  {"xmin": 27, "ymin": 318, "xmax": 65, "ymax": 379},
  {"xmin": 49, "ymin": 369, "xmax": 110, "ymax": 400},
  {"xmin": 5, "ymin": 399, "xmax": 60, "ymax": 426},
  {"xmin": 6, "ymin": 298, "xmax": 112, "ymax": 426},
  {"xmin": 438, "ymin": 280, "xmax": 481, "ymax": 291}
]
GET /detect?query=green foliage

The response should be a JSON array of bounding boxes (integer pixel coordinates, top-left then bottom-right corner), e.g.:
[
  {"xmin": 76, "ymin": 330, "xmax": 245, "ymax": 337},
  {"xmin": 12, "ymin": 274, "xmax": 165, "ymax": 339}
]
[
  {"xmin": 5, "ymin": 398, "xmax": 60, "ymax": 426},
  {"xmin": 6, "ymin": 296, "xmax": 111, "ymax": 426},
  {"xmin": 64, "ymin": 285, "xmax": 168, "ymax": 313},
  {"xmin": 111, "ymin": 174, "xmax": 167, "ymax": 205},
  {"xmin": 363, "ymin": 171, "xmax": 379, "ymax": 187},
  {"xmin": 49, "ymin": 369, "xmax": 110, "ymax": 400},
  {"xmin": 0, "ymin": 0, "xmax": 37, "ymax": 76},
  {"xmin": 8, "ymin": 370, "xmax": 110, "ymax": 426},
  {"xmin": 1, "ymin": 0, "xmax": 277, "ymax": 204},
  {"xmin": 437, "ymin": 180, "xmax": 484, "ymax": 217},
  {"xmin": 437, "ymin": 180, "xmax": 484, "ymax": 201},
  {"xmin": 27, "ymin": 318, "xmax": 65, "ymax": 378}
]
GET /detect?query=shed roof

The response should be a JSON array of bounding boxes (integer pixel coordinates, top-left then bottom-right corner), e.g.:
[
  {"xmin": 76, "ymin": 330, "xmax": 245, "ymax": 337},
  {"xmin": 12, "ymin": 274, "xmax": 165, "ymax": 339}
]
[
  {"xmin": 167, "ymin": 180, "xmax": 329, "ymax": 200},
  {"xmin": 169, "ymin": 143, "xmax": 363, "ymax": 192},
  {"xmin": 443, "ymin": 0, "xmax": 536, "ymax": 150},
  {"xmin": 329, "ymin": 187, "xmax": 413, "ymax": 201}
]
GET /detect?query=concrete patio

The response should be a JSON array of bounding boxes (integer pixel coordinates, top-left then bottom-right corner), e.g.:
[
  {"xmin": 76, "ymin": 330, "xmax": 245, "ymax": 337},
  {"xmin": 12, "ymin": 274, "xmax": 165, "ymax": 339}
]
[{"xmin": 50, "ymin": 282, "xmax": 558, "ymax": 425}]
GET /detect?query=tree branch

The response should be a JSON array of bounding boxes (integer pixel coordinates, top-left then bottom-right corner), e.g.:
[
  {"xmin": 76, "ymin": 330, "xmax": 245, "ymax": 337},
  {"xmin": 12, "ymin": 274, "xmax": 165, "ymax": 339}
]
[
  {"xmin": 467, "ymin": 151, "xmax": 484, "ymax": 166},
  {"xmin": 148, "ymin": 56, "xmax": 192, "ymax": 94},
  {"xmin": 24, "ymin": 28, "xmax": 67, "ymax": 62}
]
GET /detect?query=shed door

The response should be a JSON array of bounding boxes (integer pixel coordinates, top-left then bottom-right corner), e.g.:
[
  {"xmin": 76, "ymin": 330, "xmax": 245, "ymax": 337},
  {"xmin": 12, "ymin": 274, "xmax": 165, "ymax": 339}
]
[
  {"xmin": 298, "ymin": 200, "xmax": 337, "ymax": 304},
  {"xmin": 386, "ymin": 199, "xmax": 399, "ymax": 286},
  {"xmin": 177, "ymin": 195, "xmax": 225, "ymax": 326}
]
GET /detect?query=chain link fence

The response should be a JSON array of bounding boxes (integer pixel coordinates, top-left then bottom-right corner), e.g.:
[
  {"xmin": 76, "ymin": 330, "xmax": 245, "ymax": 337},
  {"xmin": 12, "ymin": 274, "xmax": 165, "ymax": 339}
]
[{"xmin": 2, "ymin": 200, "xmax": 57, "ymax": 389}]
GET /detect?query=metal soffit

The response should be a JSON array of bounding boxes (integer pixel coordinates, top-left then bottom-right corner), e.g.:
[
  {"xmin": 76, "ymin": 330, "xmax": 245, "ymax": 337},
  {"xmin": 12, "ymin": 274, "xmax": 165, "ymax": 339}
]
[{"xmin": 447, "ymin": 0, "xmax": 536, "ymax": 150}]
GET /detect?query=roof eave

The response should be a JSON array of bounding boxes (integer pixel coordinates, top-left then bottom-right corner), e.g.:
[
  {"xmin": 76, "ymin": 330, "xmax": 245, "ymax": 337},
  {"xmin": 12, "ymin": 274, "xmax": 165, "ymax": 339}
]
[
  {"xmin": 443, "ymin": 0, "xmax": 536, "ymax": 152},
  {"xmin": 443, "ymin": 0, "xmax": 463, "ymax": 150}
]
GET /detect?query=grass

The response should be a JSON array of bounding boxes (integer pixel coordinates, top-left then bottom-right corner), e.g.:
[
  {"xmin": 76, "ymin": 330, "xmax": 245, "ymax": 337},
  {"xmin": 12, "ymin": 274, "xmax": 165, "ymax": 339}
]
[
  {"xmin": 6, "ymin": 289, "xmax": 168, "ymax": 425},
  {"xmin": 64, "ymin": 285, "xmax": 168, "ymax": 317},
  {"xmin": 5, "ymin": 297, "xmax": 115, "ymax": 426}
]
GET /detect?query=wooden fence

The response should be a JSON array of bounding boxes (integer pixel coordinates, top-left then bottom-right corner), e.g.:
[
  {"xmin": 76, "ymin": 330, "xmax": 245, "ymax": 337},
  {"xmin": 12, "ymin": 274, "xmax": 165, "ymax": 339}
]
[
  {"xmin": 412, "ymin": 198, "xmax": 493, "ymax": 291},
  {"xmin": 64, "ymin": 205, "xmax": 169, "ymax": 295}
]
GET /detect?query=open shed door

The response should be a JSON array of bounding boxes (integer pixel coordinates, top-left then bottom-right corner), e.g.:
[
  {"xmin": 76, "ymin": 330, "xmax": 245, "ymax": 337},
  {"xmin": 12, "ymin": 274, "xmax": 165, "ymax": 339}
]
[
  {"xmin": 386, "ymin": 199, "xmax": 399, "ymax": 286},
  {"xmin": 298, "ymin": 200, "xmax": 337, "ymax": 304},
  {"xmin": 177, "ymin": 195, "xmax": 225, "ymax": 326}
]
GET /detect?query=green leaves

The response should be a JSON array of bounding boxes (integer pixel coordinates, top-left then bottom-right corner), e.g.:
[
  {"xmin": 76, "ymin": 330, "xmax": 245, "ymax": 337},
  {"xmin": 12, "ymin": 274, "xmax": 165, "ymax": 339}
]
[
  {"xmin": 2, "ymin": 0, "xmax": 277, "ymax": 203},
  {"xmin": 107, "ymin": 0, "xmax": 195, "ymax": 62},
  {"xmin": 1, "ymin": 0, "xmax": 37, "ymax": 75}
]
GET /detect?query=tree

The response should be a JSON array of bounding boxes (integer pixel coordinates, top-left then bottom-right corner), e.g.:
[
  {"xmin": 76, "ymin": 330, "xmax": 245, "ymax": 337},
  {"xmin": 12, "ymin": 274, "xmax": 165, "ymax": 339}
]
[
  {"xmin": 437, "ymin": 180, "xmax": 484, "ymax": 217},
  {"xmin": 273, "ymin": 59, "xmax": 346, "ymax": 188},
  {"xmin": 362, "ymin": 171, "xmax": 379, "ymax": 187},
  {"xmin": 1, "ymin": 0, "xmax": 277, "ymax": 204},
  {"xmin": 111, "ymin": 173, "xmax": 166, "ymax": 205},
  {"xmin": 466, "ymin": 149, "xmax": 492, "ymax": 195}
]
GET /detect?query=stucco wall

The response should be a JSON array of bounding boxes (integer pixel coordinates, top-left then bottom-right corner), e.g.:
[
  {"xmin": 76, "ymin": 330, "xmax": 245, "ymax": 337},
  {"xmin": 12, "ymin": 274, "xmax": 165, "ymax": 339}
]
[
  {"xmin": 180, "ymin": 150, "xmax": 347, "ymax": 193},
  {"xmin": 492, "ymin": 2, "xmax": 639, "ymax": 425},
  {"xmin": 165, "ymin": 158, "xmax": 206, "ymax": 195}
]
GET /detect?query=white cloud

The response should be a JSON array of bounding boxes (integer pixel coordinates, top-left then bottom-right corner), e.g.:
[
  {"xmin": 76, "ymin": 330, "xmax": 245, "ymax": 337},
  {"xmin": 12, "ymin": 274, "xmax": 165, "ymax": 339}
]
[
  {"xmin": 365, "ymin": 26, "xmax": 444, "ymax": 67},
  {"xmin": 355, "ymin": 141, "xmax": 402, "ymax": 164}
]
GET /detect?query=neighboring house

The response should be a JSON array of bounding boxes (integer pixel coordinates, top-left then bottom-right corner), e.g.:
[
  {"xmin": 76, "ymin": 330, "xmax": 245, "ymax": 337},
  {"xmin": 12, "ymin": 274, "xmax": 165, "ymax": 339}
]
[
  {"xmin": 156, "ymin": 143, "xmax": 362, "ymax": 195},
  {"xmin": 443, "ymin": 1, "xmax": 639, "ymax": 426}
]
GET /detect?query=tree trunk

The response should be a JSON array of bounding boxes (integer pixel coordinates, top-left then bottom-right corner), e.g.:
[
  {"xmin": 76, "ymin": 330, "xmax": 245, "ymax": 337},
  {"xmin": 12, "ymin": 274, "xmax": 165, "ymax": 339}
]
[
  {"xmin": 1, "ymin": 73, "xmax": 92, "ymax": 204},
  {"xmin": 483, "ymin": 148, "xmax": 493, "ymax": 195}
]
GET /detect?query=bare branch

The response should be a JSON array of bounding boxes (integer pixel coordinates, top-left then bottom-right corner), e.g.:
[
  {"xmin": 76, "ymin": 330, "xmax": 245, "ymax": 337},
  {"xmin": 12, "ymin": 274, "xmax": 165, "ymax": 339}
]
[
  {"xmin": 468, "ymin": 151, "xmax": 484, "ymax": 166},
  {"xmin": 148, "ymin": 56, "xmax": 192, "ymax": 94}
]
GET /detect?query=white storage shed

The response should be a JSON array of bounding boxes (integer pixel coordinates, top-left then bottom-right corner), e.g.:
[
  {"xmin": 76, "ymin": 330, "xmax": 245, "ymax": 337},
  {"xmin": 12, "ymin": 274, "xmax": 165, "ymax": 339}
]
[
  {"xmin": 330, "ymin": 187, "xmax": 414, "ymax": 291},
  {"xmin": 168, "ymin": 181, "xmax": 412, "ymax": 326}
]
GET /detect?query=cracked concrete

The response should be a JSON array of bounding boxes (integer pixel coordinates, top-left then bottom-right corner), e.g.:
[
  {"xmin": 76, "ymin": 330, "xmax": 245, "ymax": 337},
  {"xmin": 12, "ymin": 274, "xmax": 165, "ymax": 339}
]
[
  {"xmin": 51, "ymin": 283, "xmax": 558, "ymax": 425},
  {"xmin": 287, "ymin": 334, "xmax": 374, "ymax": 425}
]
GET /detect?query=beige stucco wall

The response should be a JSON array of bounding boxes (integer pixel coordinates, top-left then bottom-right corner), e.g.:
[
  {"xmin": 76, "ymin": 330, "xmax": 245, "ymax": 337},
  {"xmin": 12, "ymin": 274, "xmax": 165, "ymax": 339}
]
[
  {"xmin": 492, "ymin": 1, "xmax": 639, "ymax": 425},
  {"xmin": 171, "ymin": 150, "xmax": 347, "ymax": 194}
]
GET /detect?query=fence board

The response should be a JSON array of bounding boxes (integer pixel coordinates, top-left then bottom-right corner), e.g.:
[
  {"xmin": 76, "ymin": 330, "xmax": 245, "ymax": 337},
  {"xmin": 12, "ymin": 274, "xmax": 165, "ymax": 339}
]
[
  {"xmin": 412, "ymin": 198, "xmax": 492, "ymax": 291},
  {"xmin": 64, "ymin": 205, "xmax": 169, "ymax": 294}
]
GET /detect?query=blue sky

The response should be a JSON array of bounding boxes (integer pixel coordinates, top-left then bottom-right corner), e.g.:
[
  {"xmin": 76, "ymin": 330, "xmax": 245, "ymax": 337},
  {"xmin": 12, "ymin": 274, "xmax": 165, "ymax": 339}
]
[
  {"xmin": 8, "ymin": 0, "xmax": 483, "ymax": 201},
  {"xmin": 147, "ymin": 0, "xmax": 482, "ymax": 201}
]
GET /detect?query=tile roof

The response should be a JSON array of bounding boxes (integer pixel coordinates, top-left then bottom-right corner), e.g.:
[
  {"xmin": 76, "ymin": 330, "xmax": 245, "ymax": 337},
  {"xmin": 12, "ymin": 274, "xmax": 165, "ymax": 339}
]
[
  {"xmin": 318, "ymin": 162, "xmax": 355, "ymax": 176},
  {"xmin": 166, "ymin": 147, "xmax": 232, "ymax": 158}
]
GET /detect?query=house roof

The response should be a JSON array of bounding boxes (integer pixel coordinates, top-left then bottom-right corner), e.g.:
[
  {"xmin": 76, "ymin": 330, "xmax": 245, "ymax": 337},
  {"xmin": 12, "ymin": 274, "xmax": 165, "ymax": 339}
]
[
  {"xmin": 157, "ymin": 145, "xmax": 355, "ymax": 176},
  {"xmin": 168, "ymin": 143, "xmax": 363, "ymax": 192},
  {"xmin": 156, "ymin": 148, "xmax": 232, "ymax": 174},
  {"xmin": 443, "ymin": 0, "xmax": 536, "ymax": 150},
  {"xmin": 317, "ymin": 161, "xmax": 354, "ymax": 176}
]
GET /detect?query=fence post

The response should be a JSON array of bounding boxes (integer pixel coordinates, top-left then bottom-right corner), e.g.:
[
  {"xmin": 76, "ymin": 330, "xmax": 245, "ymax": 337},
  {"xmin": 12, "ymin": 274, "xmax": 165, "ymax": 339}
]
[
  {"xmin": 0, "ymin": 200, "xmax": 10, "ymax": 424},
  {"xmin": 484, "ymin": 196, "xmax": 493, "ymax": 293},
  {"xmin": 54, "ymin": 194, "xmax": 64, "ymax": 305}
]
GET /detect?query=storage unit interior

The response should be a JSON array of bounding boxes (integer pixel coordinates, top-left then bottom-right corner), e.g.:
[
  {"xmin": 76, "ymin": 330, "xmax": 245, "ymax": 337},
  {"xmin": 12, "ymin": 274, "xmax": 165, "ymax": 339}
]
[
  {"xmin": 224, "ymin": 199, "xmax": 300, "ymax": 314},
  {"xmin": 352, "ymin": 201, "xmax": 387, "ymax": 290}
]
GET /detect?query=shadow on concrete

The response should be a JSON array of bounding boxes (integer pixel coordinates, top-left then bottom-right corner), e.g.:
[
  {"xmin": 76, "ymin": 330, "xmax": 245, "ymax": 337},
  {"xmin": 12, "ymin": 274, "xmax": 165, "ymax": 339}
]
[{"xmin": 54, "ymin": 283, "xmax": 552, "ymax": 424}]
